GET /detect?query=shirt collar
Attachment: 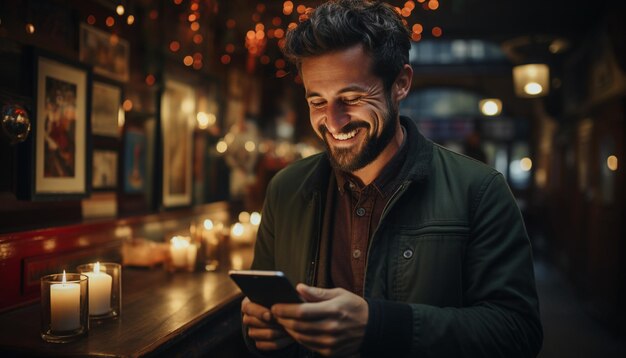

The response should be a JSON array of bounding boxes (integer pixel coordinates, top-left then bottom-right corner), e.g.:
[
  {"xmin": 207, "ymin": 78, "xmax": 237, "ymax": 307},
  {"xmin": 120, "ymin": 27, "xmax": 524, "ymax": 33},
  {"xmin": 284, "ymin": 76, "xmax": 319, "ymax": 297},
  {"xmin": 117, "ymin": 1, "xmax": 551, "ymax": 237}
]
[{"xmin": 333, "ymin": 125, "xmax": 408, "ymax": 198}]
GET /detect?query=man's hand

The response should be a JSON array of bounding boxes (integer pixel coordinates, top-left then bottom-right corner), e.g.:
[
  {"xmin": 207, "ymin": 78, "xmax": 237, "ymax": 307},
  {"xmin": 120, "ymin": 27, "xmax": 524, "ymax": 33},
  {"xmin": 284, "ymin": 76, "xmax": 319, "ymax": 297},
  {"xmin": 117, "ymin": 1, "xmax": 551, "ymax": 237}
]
[
  {"xmin": 271, "ymin": 284, "xmax": 368, "ymax": 357},
  {"xmin": 241, "ymin": 297, "xmax": 295, "ymax": 351}
]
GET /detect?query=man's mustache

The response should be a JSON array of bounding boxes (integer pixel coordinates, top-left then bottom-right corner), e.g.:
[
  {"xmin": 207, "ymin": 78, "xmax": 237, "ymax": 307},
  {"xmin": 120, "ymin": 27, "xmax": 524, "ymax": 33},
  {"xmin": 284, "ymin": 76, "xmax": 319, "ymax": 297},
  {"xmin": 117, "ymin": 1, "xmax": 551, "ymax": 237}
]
[{"xmin": 318, "ymin": 121, "xmax": 370, "ymax": 137}]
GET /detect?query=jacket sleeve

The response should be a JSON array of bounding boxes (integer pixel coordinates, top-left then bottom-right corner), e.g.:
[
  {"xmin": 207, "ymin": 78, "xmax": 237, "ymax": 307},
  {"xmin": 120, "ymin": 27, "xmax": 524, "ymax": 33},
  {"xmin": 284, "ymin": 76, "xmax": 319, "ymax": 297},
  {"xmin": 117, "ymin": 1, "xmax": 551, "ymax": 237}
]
[
  {"xmin": 241, "ymin": 177, "xmax": 300, "ymax": 358},
  {"xmin": 409, "ymin": 173, "xmax": 543, "ymax": 357}
]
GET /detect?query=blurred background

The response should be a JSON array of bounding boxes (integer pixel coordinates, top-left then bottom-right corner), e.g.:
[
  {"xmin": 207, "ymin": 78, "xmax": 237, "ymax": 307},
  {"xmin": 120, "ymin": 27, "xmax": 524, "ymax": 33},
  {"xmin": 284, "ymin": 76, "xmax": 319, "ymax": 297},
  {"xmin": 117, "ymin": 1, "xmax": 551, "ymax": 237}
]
[{"xmin": 0, "ymin": 1, "xmax": 624, "ymax": 356}]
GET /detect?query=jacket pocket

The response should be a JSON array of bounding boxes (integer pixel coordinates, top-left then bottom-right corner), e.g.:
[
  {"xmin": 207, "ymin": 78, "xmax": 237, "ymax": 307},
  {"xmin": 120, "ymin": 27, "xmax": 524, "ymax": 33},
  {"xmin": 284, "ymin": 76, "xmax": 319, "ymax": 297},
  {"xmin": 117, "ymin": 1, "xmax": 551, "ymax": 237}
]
[{"xmin": 390, "ymin": 225, "xmax": 469, "ymax": 306}]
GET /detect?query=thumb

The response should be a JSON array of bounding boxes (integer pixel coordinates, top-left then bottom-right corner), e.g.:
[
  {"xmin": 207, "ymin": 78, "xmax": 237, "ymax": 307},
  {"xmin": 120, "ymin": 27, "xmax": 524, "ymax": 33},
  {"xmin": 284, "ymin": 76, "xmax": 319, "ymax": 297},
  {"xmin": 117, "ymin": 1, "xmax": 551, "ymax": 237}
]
[{"xmin": 296, "ymin": 283, "xmax": 342, "ymax": 302}]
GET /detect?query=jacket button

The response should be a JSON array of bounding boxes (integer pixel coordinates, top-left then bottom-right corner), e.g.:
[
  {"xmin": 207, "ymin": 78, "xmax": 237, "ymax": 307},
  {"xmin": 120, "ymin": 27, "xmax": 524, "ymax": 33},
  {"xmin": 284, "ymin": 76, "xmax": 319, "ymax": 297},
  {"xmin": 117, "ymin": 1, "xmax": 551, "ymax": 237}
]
[
  {"xmin": 356, "ymin": 207, "xmax": 366, "ymax": 216},
  {"xmin": 352, "ymin": 249, "xmax": 362, "ymax": 259},
  {"xmin": 402, "ymin": 249, "xmax": 413, "ymax": 259}
]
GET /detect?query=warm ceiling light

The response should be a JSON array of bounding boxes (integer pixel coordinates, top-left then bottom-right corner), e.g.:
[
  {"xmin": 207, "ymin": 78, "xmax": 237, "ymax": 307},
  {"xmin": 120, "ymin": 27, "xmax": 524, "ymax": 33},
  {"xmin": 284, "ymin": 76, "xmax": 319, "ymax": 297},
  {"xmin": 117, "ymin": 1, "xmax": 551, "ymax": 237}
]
[
  {"xmin": 520, "ymin": 157, "xmax": 533, "ymax": 171},
  {"xmin": 169, "ymin": 41, "xmax": 180, "ymax": 52},
  {"xmin": 127, "ymin": 15, "xmax": 135, "ymax": 25},
  {"xmin": 87, "ymin": 15, "xmax": 96, "ymax": 25},
  {"xmin": 122, "ymin": 99, "xmax": 133, "ymax": 111},
  {"xmin": 216, "ymin": 141, "xmax": 228, "ymax": 153},
  {"xmin": 428, "ymin": 0, "xmax": 439, "ymax": 10},
  {"xmin": 183, "ymin": 56, "xmax": 193, "ymax": 66},
  {"xmin": 193, "ymin": 34, "xmax": 203, "ymax": 44},
  {"xmin": 190, "ymin": 22, "xmax": 200, "ymax": 31},
  {"xmin": 106, "ymin": 16, "xmax": 115, "ymax": 27},
  {"xmin": 513, "ymin": 64, "xmax": 550, "ymax": 97},
  {"xmin": 524, "ymin": 82, "xmax": 543, "ymax": 95},
  {"xmin": 432, "ymin": 27, "xmax": 442, "ymax": 37},
  {"xmin": 145, "ymin": 74, "xmax": 156, "ymax": 86},
  {"xmin": 607, "ymin": 155, "xmax": 618, "ymax": 171},
  {"xmin": 479, "ymin": 98, "xmax": 502, "ymax": 116},
  {"xmin": 405, "ymin": 1, "xmax": 416, "ymax": 10},
  {"xmin": 412, "ymin": 23, "xmax": 423, "ymax": 34},
  {"xmin": 116, "ymin": 5, "xmax": 125, "ymax": 16},
  {"xmin": 220, "ymin": 54, "xmax": 231, "ymax": 64},
  {"xmin": 25, "ymin": 23, "xmax": 35, "ymax": 34}
]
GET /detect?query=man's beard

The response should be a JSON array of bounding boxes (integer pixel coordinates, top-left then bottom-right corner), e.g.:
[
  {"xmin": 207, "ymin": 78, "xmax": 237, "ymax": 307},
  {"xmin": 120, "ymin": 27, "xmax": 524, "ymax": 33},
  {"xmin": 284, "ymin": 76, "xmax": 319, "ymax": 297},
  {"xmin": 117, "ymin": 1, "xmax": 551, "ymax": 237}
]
[{"xmin": 319, "ymin": 95, "xmax": 398, "ymax": 173}]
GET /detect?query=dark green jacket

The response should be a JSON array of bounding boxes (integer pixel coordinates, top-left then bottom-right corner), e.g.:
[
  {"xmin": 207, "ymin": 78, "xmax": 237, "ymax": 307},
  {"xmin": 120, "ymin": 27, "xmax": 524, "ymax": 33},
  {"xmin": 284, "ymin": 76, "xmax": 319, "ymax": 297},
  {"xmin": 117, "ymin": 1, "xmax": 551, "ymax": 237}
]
[{"xmin": 249, "ymin": 117, "xmax": 542, "ymax": 357}]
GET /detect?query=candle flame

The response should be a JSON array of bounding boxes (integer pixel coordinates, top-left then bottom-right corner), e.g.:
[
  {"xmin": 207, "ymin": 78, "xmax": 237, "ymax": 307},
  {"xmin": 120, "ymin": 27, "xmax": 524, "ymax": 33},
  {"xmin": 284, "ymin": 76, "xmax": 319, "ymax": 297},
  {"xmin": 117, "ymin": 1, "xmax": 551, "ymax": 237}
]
[
  {"xmin": 171, "ymin": 236, "xmax": 190, "ymax": 248},
  {"xmin": 232, "ymin": 223, "xmax": 244, "ymax": 237},
  {"xmin": 250, "ymin": 212, "xmax": 261, "ymax": 226},
  {"xmin": 62, "ymin": 270, "xmax": 67, "ymax": 284},
  {"xmin": 94, "ymin": 261, "xmax": 101, "ymax": 273}
]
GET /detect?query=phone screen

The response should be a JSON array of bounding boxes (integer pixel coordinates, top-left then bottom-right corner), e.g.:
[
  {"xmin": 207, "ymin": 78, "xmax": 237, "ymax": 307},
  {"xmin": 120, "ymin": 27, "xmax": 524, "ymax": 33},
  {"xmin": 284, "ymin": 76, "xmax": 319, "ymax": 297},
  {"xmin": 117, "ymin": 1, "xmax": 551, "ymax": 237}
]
[{"xmin": 229, "ymin": 270, "xmax": 303, "ymax": 308}]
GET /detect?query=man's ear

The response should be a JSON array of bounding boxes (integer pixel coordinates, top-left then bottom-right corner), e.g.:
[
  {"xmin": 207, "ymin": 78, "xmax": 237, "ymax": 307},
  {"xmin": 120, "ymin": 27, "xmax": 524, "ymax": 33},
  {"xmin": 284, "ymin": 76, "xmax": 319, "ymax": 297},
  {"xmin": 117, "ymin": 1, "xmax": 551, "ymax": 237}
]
[{"xmin": 393, "ymin": 64, "xmax": 413, "ymax": 101}]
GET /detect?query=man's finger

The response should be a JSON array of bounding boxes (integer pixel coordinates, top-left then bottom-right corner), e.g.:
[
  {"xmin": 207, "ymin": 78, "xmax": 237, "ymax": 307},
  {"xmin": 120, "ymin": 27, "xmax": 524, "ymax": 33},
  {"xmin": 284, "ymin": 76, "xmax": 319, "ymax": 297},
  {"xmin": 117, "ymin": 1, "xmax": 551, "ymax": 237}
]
[
  {"xmin": 272, "ymin": 301, "xmax": 340, "ymax": 320},
  {"xmin": 242, "ymin": 298, "xmax": 272, "ymax": 321}
]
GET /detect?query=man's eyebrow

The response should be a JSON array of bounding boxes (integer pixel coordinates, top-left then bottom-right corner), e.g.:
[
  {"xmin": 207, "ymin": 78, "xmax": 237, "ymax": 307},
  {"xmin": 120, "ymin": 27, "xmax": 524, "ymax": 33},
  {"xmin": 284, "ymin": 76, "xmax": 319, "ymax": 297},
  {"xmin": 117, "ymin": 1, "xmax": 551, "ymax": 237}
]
[{"xmin": 305, "ymin": 85, "xmax": 368, "ymax": 99}]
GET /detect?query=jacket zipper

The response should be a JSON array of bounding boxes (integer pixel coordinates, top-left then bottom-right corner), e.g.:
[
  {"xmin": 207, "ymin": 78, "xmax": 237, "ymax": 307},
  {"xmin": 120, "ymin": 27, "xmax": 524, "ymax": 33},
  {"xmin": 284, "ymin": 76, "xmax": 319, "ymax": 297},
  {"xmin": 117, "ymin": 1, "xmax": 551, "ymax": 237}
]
[
  {"xmin": 306, "ymin": 191, "xmax": 322, "ymax": 286},
  {"xmin": 362, "ymin": 181, "xmax": 410, "ymax": 295}
]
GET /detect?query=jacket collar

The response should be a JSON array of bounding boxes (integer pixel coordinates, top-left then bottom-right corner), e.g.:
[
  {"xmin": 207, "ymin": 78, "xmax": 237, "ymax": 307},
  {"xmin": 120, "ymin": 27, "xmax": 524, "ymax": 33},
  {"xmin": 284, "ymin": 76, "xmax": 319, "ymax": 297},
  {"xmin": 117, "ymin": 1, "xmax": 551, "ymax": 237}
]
[{"xmin": 300, "ymin": 116, "xmax": 433, "ymax": 200}]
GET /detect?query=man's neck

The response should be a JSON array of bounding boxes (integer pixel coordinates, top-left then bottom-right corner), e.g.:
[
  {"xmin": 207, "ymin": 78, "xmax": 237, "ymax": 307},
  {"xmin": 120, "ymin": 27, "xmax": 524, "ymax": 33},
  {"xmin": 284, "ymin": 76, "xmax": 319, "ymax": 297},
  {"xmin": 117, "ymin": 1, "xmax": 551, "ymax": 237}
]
[{"xmin": 351, "ymin": 123, "xmax": 405, "ymax": 185}]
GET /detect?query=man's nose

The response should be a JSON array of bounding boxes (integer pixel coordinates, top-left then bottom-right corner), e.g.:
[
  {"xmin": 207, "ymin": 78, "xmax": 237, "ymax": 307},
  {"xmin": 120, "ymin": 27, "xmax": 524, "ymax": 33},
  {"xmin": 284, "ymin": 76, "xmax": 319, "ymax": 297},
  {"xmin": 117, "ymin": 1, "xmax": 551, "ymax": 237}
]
[{"xmin": 324, "ymin": 102, "xmax": 349, "ymax": 133}]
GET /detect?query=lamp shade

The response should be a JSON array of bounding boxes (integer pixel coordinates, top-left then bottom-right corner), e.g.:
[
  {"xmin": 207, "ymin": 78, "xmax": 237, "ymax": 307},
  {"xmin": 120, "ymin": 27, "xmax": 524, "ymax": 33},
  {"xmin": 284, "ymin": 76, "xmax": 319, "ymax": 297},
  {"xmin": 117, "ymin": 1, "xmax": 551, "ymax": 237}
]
[{"xmin": 513, "ymin": 64, "xmax": 549, "ymax": 97}]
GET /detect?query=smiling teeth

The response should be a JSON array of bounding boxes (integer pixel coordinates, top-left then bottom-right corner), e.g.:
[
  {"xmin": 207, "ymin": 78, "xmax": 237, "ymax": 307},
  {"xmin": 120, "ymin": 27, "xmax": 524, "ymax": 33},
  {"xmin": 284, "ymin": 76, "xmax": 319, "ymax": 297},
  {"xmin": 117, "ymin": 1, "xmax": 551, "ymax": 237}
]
[{"xmin": 333, "ymin": 129, "xmax": 357, "ymax": 140}]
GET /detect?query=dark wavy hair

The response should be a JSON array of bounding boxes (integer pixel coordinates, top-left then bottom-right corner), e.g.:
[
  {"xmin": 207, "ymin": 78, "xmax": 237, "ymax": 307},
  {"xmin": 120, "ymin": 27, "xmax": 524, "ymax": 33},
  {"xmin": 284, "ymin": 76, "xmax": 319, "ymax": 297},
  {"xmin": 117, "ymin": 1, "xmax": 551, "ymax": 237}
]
[{"xmin": 282, "ymin": 0, "xmax": 411, "ymax": 90}]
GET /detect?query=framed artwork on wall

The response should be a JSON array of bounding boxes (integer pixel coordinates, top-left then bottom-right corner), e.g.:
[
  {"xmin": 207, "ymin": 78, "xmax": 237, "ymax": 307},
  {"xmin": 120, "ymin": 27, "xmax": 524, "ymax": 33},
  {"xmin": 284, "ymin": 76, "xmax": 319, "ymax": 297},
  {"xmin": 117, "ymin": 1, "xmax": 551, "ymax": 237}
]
[
  {"xmin": 123, "ymin": 128, "xmax": 147, "ymax": 194},
  {"xmin": 79, "ymin": 23, "xmax": 130, "ymax": 82},
  {"xmin": 161, "ymin": 80, "xmax": 194, "ymax": 208},
  {"xmin": 91, "ymin": 80, "xmax": 122, "ymax": 137},
  {"xmin": 18, "ymin": 53, "xmax": 92, "ymax": 200},
  {"xmin": 92, "ymin": 149, "xmax": 117, "ymax": 190}
]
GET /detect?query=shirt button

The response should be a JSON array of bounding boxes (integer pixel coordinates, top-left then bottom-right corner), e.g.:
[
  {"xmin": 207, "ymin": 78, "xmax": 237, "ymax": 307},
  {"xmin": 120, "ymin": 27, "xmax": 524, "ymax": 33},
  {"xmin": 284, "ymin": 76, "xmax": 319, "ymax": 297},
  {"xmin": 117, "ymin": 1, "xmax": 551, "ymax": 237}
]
[
  {"xmin": 402, "ymin": 249, "xmax": 413, "ymax": 259},
  {"xmin": 356, "ymin": 207, "xmax": 366, "ymax": 216},
  {"xmin": 352, "ymin": 249, "xmax": 362, "ymax": 259}
]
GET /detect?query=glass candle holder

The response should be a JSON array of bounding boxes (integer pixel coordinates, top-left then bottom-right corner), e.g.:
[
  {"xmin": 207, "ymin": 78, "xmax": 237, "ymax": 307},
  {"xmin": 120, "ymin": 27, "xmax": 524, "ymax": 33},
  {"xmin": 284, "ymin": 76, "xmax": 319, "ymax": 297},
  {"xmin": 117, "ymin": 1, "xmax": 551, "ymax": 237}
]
[
  {"xmin": 168, "ymin": 236, "xmax": 197, "ymax": 272},
  {"xmin": 76, "ymin": 262, "xmax": 122, "ymax": 321},
  {"xmin": 40, "ymin": 272, "xmax": 89, "ymax": 343}
]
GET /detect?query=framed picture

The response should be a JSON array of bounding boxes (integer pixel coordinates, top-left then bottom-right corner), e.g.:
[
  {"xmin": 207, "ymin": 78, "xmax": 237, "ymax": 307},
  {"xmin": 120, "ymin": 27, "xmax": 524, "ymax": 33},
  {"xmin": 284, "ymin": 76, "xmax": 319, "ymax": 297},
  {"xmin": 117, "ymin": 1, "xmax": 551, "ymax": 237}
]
[
  {"xmin": 123, "ymin": 128, "xmax": 147, "ymax": 194},
  {"xmin": 161, "ymin": 80, "xmax": 195, "ymax": 207},
  {"xmin": 18, "ymin": 53, "xmax": 92, "ymax": 200},
  {"xmin": 79, "ymin": 23, "xmax": 129, "ymax": 82},
  {"xmin": 92, "ymin": 149, "xmax": 117, "ymax": 190},
  {"xmin": 92, "ymin": 80, "xmax": 122, "ymax": 137}
]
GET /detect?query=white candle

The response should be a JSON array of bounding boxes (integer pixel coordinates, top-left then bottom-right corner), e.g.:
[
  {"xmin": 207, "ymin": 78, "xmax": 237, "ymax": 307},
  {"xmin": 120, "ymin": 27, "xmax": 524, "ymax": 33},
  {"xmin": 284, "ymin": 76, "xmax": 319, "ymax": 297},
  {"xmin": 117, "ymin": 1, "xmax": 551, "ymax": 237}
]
[
  {"xmin": 84, "ymin": 262, "xmax": 112, "ymax": 315},
  {"xmin": 50, "ymin": 270, "xmax": 80, "ymax": 332},
  {"xmin": 170, "ymin": 236, "xmax": 190, "ymax": 267}
]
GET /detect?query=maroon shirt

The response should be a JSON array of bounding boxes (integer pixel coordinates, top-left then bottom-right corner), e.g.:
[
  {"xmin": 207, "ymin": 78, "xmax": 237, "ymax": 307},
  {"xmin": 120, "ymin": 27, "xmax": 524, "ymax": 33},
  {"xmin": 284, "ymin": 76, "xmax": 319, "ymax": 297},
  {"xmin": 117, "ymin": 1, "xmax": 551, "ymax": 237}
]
[{"xmin": 329, "ymin": 128, "xmax": 408, "ymax": 296}]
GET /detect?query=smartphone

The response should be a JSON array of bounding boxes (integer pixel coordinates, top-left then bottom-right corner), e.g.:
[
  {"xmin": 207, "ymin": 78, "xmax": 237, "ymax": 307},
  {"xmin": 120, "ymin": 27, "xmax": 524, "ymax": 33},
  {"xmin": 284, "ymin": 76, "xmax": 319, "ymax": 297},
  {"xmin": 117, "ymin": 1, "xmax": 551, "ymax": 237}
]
[{"xmin": 229, "ymin": 270, "xmax": 303, "ymax": 308}]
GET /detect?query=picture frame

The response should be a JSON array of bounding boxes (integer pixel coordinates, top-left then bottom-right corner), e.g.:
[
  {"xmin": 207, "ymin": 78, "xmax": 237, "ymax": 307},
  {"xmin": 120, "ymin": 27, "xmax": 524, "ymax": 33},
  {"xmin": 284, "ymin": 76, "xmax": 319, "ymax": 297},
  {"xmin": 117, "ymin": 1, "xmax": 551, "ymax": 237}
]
[
  {"xmin": 79, "ymin": 23, "xmax": 130, "ymax": 82},
  {"xmin": 92, "ymin": 149, "xmax": 118, "ymax": 190},
  {"xmin": 122, "ymin": 128, "xmax": 147, "ymax": 194},
  {"xmin": 91, "ymin": 80, "xmax": 122, "ymax": 137},
  {"xmin": 161, "ymin": 79, "xmax": 195, "ymax": 208},
  {"xmin": 18, "ymin": 52, "xmax": 92, "ymax": 200}
]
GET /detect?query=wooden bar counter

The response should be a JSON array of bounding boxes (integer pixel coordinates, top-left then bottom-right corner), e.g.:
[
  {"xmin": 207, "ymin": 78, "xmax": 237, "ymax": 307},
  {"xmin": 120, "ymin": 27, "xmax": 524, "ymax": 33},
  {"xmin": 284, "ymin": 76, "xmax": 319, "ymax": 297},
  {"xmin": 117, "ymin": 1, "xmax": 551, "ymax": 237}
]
[{"xmin": 0, "ymin": 245, "xmax": 253, "ymax": 357}]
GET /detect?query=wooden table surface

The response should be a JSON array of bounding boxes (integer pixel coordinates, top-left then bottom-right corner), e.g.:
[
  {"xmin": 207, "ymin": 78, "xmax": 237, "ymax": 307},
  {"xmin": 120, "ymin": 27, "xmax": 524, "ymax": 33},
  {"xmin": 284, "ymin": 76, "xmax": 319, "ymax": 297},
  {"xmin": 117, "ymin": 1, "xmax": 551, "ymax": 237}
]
[{"xmin": 0, "ymin": 245, "xmax": 253, "ymax": 357}]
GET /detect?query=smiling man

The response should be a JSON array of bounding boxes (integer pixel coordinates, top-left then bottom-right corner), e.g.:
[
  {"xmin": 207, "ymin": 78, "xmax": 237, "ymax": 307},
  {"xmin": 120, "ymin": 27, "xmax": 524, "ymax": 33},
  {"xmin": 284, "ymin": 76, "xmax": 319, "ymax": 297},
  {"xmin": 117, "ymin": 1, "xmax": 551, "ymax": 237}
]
[{"xmin": 240, "ymin": 1, "xmax": 542, "ymax": 357}]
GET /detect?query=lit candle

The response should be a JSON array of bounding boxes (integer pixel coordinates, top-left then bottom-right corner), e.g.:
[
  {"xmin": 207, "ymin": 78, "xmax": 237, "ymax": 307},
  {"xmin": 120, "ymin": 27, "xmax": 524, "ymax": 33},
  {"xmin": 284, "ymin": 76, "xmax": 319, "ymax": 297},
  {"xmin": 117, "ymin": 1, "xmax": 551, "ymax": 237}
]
[
  {"xmin": 231, "ymin": 222, "xmax": 245, "ymax": 243},
  {"xmin": 84, "ymin": 262, "xmax": 112, "ymax": 315},
  {"xmin": 170, "ymin": 236, "xmax": 190, "ymax": 267},
  {"xmin": 50, "ymin": 270, "xmax": 80, "ymax": 331}
]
